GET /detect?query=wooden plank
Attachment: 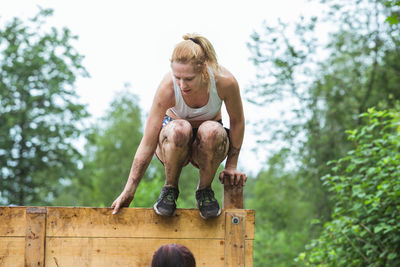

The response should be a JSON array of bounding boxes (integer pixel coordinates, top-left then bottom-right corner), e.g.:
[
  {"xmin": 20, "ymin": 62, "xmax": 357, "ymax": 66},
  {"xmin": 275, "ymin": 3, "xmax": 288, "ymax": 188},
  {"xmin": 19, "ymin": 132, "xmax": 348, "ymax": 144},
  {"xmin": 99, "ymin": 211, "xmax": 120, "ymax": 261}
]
[
  {"xmin": 46, "ymin": 207, "xmax": 254, "ymax": 239},
  {"xmin": 223, "ymin": 177, "xmax": 244, "ymax": 209},
  {"xmin": 0, "ymin": 238, "xmax": 253, "ymax": 267},
  {"xmin": 25, "ymin": 207, "xmax": 46, "ymax": 267},
  {"xmin": 0, "ymin": 207, "xmax": 255, "ymax": 266},
  {"xmin": 245, "ymin": 240, "xmax": 254, "ymax": 267},
  {"xmin": 225, "ymin": 210, "xmax": 246, "ymax": 267},
  {"xmin": 0, "ymin": 207, "xmax": 26, "ymax": 236},
  {"xmin": 0, "ymin": 237, "xmax": 25, "ymax": 267},
  {"xmin": 45, "ymin": 237, "xmax": 225, "ymax": 267},
  {"xmin": 242, "ymin": 209, "xmax": 255, "ymax": 240}
]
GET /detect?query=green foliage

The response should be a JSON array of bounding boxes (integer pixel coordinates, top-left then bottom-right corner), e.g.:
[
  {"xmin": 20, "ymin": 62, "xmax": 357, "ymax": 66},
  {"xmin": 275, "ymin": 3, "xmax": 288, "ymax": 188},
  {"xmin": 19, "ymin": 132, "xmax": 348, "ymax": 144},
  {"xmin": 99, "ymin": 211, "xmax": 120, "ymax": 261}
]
[
  {"xmin": 176, "ymin": 164, "xmax": 224, "ymax": 208},
  {"xmin": 54, "ymin": 87, "xmax": 225, "ymax": 208},
  {"xmin": 132, "ymin": 160, "xmax": 165, "ymax": 207},
  {"xmin": 246, "ymin": 150, "xmax": 317, "ymax": 267},
  {"xmin": 298, "ymin": 108, "xmax": 400, "ymax": 266},
  {"xmin": 55, "ymin": 90, "xmax": 165, "ymax": 207},
  {"xmin": 385, "ymin": 0, "xmax": 400, "ymax": 25},
  {"xmin": 246, "ymin": 0, "xmax": 399, "ymax": 265},
  {"xmin": 89, "ymin": 91, "xmax": 144, "ymax": 206},
  {"xmin": 0, "ymin": 8, "xmax": 89, "ymax": 205}
]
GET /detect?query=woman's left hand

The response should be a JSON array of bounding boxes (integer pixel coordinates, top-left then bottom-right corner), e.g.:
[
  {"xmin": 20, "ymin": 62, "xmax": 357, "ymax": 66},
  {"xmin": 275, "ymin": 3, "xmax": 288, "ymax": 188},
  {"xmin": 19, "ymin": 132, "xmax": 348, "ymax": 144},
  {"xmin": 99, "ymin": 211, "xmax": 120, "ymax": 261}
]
[{"xmin": 219, "ymin": 168, "xmax": 247, "ymax": 186}]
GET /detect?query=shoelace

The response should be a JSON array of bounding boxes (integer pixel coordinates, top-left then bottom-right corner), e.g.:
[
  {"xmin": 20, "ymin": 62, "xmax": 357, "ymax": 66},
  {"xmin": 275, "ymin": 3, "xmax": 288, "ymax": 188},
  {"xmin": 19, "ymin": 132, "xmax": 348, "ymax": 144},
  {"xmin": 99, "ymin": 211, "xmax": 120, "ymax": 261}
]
[
  {"xmin": 197, "ymin": 189, "xmax": 215, "ymax": 204},
  {"xmin": 162, "ymin": 187, "xmax": 178, "ymax": 202}
]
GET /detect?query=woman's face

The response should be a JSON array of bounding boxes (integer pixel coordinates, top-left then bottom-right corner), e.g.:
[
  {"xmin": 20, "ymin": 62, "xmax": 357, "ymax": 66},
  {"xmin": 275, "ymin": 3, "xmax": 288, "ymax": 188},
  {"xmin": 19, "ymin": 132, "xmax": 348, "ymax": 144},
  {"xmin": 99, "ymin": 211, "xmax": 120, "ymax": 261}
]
[{"xmin": 171, "ymin": 61, "xmax": 204, "ymax": 96}]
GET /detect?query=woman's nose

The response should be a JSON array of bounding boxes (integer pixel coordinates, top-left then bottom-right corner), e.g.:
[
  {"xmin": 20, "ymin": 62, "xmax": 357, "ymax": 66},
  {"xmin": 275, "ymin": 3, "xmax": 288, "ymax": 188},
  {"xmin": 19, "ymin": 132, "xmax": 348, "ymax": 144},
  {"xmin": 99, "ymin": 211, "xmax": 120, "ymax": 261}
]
[{"xmin": 179, "ymin": 79, "xmax": 186, "ymax": 89}]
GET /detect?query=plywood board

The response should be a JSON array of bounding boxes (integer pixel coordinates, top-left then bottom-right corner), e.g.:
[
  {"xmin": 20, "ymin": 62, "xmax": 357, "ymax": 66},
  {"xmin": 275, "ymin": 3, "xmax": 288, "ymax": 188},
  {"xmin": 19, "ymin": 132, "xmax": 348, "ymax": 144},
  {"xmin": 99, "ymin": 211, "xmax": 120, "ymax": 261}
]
[
  {"xmin": 46, "ymin": 208, "xmax": 254, "ymax": 240},
  {"xmin": 0, "ymin": 207, "xmax": 255, "ymax": 266},
  {"xmin": 45, "ymin": 238, "xmax": 225, "ymax": 267},
  {"xmin": 0, "ymin": 207, "xmax": 26, "ymax": 236},
  {"xmin": 25, "ymin": 207, "xmax": 46, "ymax": 267},
  {"xmin": 225, "ymin": 210, "xmax": 246, "ymax": 266},
  {"xmin": 0, "ymin": 237, "xmax": 25, "ymax": 267}
]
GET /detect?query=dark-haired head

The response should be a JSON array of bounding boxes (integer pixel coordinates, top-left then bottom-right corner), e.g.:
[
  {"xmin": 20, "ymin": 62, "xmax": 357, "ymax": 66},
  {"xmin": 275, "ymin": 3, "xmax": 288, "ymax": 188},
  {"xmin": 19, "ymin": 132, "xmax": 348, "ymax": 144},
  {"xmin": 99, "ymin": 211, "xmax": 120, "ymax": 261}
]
[{"xmin": 151, "ymin": 244, "xmax": 196, "ymax": 267}]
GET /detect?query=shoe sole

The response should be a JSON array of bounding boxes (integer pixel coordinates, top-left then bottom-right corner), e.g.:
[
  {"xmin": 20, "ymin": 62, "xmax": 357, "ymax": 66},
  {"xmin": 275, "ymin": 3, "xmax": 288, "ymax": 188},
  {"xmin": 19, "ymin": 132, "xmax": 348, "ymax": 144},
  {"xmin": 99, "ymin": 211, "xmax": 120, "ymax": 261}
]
[
  {"xmin": 196, "ymin": 203, "xmax": 221, "ymax": 220},
  {"xmin": 153, "ymin": 203, "xmax": 175, "ymax": 217}
]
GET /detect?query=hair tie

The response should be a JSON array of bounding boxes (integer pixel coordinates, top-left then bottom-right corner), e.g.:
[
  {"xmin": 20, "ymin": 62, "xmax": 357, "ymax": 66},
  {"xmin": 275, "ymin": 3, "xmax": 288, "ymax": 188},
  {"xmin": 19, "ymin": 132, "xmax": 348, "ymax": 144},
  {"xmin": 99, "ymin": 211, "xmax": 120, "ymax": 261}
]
[
  {"xmin": 188, "ymin": 37, "xmax": 206, "ymax": 60},
  {"xmin": 189, "ymin": 37, "xmax": 200, "ymax": 45}
]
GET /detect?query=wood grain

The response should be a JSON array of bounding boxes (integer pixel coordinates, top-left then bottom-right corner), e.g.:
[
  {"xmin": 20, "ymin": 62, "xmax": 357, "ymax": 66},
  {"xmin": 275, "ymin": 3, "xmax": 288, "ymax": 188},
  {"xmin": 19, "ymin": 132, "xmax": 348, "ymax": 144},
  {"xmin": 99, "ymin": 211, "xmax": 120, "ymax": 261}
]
[
  {"xmin": 25, "ymin": 207, "xmax": 46, "ymax": 267},
  {"xmin": 0, "ymin": 207, "xmax": 255, "ymax": 266}
]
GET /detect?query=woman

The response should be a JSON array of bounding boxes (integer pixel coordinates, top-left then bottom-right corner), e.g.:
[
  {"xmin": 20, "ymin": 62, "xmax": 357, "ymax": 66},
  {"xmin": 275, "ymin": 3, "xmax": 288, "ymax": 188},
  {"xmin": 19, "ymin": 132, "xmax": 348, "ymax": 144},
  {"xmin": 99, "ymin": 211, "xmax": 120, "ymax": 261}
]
[{"xmin": 111, "ymin": 33, "xmax": 246, "ymax": 219}]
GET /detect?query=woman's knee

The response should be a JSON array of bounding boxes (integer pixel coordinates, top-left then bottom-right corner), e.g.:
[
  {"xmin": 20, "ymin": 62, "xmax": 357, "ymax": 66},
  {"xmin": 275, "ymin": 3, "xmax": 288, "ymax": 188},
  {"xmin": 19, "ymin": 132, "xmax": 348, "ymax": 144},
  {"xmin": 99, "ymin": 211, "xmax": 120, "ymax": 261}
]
[
  {"xmin": 192, "ymin": 121, "xmax": 229, "ymax": 164},
  {"xmin": 197, "ymin": 121, "xmax": 227, "ymax": 142},
  {"xmin": 164, "ymin": 120, "xmax": 192, "ymax": 147}
]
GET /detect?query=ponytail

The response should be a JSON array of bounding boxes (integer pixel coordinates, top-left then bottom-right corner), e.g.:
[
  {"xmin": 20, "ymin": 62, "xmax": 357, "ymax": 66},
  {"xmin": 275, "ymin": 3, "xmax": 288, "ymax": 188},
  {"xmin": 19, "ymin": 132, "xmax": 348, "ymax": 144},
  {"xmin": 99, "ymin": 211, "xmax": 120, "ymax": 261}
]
[{"xmin": 171, "ymin": 33, "xmax": 220, "ymax": 75}]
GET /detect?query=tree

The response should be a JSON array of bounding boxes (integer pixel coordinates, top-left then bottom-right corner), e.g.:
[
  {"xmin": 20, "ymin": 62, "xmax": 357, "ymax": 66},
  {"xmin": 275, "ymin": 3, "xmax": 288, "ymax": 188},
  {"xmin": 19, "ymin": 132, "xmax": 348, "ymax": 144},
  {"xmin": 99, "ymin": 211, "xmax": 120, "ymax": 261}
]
[
  {"xmin": 55, "ymin": 88, "xmax": 225, "ymax": 208},
  {"xmin": 177, "ymin": 164, "xmax": 224, "ymax": 208},
  {"xmin": 245, "ymin": 149, "xmax": 316, "ymax": 267},
  {"xmin": 247, "ymin": 0, "xmax": 399, "ymax": 192},
  {"xmin": 0, "ymin": 8, "xmax": 89, "ymax": 205},
  {"xmin": 298, "ymin": 107, "xmax": 400, "ymax": 266},
  {"xmin": 55, "ymin": 90, "xmax": 164, "ymax": 207},
  {"xmin": 245, "ymin": 0, "xmax": 399, "ymax": 265},
  {"xmin": 386, "ymin": 0, "xmax": 400, "ymax": 24},
  {"xmin": 88, "ymin": 91, "xmax": 145, "ymax": 206}
]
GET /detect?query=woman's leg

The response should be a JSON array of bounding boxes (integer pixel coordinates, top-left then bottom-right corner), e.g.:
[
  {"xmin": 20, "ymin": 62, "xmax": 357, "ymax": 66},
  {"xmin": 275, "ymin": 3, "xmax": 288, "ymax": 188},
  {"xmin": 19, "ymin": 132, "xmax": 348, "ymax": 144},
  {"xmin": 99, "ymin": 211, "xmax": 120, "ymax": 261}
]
[
  {"xmin": 153, "ymin": 119, "xmax": 192, "ymax": 216},
  {"xmin": 191, "ymin": 121, "xmax": 229, "ymax": 189},
  {"xmin": 156, "ymin": 119, "xmax": 193, "ymax": 187},
  {"xmin": 190, "ymin": 121, "xmax": 229, "ymax": 219}
]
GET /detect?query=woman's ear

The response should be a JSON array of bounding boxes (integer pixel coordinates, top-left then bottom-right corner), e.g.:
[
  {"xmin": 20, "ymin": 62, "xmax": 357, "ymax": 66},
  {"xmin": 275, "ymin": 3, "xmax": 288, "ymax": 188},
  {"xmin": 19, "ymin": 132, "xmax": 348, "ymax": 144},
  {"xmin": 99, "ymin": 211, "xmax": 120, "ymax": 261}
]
[
  {"xmin": 201, "ymin": 63, "xmax": 209, "ymax": 82},
  {"xmin": 202, "ymin": 63, "xmax": 208, "ymax": 74}
]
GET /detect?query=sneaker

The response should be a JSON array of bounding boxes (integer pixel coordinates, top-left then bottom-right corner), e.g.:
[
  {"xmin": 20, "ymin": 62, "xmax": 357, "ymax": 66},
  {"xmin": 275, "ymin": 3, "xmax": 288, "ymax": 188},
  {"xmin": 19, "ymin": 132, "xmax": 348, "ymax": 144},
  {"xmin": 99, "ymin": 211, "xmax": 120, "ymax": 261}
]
[
  {"xmin": 153, "ymin": 186, "xmax": 179, "ymax": 217},
  {"xmin": 196, "ymin": 187, "xmax": 221, "ymax": 219}
]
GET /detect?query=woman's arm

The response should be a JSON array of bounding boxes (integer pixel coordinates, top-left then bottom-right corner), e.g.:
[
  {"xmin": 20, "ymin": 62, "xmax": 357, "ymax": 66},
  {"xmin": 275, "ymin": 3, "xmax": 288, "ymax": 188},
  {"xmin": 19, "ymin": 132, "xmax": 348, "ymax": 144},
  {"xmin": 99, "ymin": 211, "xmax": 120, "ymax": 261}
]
[
  {"xmin": 216, "ymin": 67, "xmax": 247, "ymax": 186},
  {"xmin": 112, "ymin": 74, "xmax": 174, "ymax": 214}
]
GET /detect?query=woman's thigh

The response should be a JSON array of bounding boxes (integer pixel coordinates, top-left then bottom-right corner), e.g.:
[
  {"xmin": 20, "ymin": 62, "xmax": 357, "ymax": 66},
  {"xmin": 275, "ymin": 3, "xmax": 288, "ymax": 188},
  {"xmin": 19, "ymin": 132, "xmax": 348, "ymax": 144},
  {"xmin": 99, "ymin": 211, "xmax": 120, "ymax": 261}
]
[
  {"xmin": 155, "ymin": 119, "xmax": 193, "ymax": 164},
  {"xmin": 190, "ymin": 121, "xmax": 230, "ymax": 168}
]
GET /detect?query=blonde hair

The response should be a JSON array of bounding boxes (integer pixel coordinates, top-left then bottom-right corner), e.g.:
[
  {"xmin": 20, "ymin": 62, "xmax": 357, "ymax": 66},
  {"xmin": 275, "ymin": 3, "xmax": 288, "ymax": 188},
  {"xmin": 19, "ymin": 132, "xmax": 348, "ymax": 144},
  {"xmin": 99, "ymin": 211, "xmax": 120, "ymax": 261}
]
[{"xmin": 171, "ymin": 33, "xmax": 220, "ymax": 76}]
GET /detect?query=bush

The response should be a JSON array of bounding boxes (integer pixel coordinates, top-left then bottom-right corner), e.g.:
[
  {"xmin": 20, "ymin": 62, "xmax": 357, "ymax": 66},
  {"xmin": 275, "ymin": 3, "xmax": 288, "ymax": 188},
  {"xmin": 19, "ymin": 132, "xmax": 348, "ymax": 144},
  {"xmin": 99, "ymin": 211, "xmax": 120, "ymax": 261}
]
[{"xmin": 298, "ymin": 107, "xmax": 400, "ymax": 266}]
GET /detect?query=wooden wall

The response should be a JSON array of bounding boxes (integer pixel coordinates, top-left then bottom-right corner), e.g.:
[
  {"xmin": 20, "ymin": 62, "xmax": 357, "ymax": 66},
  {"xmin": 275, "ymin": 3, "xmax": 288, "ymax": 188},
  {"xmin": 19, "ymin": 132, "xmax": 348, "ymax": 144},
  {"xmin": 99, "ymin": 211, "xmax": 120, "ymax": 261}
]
[{"xmin": 0, "ymin": 207, "xmax": 254, "ymax": 267}]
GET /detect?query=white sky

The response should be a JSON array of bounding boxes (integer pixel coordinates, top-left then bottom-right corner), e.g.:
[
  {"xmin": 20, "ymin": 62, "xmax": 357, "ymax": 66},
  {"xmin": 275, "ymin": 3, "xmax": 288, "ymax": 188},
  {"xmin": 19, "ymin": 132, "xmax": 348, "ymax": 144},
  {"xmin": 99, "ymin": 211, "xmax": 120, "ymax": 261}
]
[{"xmin": 0, "ymin": 0, "xmax": 322, "ymax": 174}]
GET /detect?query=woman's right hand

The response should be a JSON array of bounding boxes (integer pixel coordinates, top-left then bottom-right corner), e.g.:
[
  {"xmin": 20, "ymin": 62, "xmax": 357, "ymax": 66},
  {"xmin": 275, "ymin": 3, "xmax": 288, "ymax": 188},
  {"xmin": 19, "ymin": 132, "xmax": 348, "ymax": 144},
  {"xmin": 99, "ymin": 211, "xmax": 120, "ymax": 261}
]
[{"xmin": 111, "ymin": 190, "xmax": 134, "ymax": 215}]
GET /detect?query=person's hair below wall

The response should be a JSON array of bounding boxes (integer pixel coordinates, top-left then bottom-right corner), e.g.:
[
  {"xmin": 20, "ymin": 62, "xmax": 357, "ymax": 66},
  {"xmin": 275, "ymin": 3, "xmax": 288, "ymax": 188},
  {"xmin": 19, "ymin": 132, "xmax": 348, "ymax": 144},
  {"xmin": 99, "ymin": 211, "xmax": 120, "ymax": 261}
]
[{"xmin": 151, "ymin": 244, "xmax": 196, "ymax": 267}]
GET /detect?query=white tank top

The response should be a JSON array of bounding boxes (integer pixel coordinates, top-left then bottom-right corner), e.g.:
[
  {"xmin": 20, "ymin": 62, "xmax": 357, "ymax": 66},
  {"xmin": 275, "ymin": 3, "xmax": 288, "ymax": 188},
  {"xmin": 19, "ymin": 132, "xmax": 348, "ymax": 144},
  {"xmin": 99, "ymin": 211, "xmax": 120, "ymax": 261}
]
[{"xmin": 170, "ymin": 68, "xmax": 222, "ymax": 121}]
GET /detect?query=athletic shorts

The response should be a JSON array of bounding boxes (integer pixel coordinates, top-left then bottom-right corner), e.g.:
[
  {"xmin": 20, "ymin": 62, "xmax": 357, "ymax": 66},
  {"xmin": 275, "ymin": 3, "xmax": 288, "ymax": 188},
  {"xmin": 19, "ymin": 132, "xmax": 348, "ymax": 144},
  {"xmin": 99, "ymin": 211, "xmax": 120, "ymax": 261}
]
[
  {"xmin": 155, "ymin": 115, "xmax": 230, "ymax": 165},
  {"xmin": 162, "ymin": 115, "xmax": 230, "ymax": 141}
]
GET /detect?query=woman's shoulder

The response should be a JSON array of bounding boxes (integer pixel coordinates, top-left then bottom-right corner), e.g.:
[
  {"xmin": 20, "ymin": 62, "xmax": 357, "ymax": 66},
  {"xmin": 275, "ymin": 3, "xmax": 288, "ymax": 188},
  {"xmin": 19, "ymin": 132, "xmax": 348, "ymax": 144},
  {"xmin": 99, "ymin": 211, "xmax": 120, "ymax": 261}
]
[
  {"xmin": 214, "ymin": 66, "xmax": 239, "ymax": 97},
  {"xmin": 154, "ymin": 71, "xmax": 175, "ymax": 108},
  {"xmin": 159, "ymin": 71, "xmax": 174, "ymax": 89}
]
